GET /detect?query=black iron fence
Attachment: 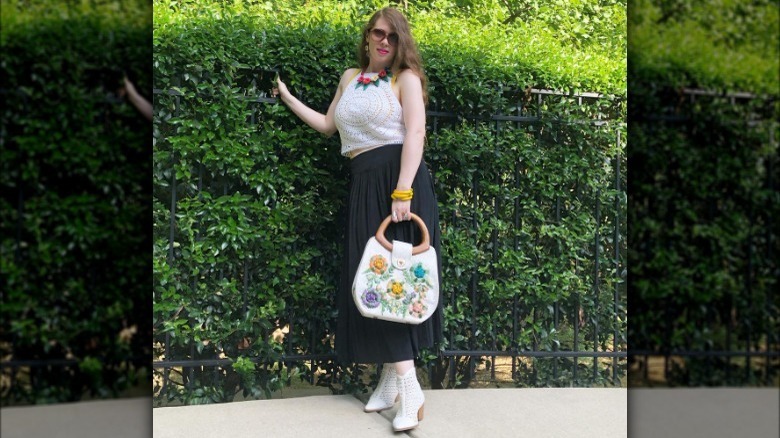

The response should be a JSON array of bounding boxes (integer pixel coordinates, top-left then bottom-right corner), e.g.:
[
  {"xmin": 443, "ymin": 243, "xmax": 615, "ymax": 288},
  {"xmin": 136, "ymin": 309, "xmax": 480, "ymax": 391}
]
[
  {"xmin": 152, "ymin": 70, "xmax": 627, "ymax": 403},
  {"xmin": 1, "ymin": 70, "xmax": 152, "ymax": 404}
]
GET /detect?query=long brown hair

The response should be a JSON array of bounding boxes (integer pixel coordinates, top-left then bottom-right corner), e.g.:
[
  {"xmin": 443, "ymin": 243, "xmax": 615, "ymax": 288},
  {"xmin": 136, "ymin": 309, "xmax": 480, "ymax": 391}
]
[{"xmin": 357, "ymin": 7, "xmax": 428, "ymax": 106}]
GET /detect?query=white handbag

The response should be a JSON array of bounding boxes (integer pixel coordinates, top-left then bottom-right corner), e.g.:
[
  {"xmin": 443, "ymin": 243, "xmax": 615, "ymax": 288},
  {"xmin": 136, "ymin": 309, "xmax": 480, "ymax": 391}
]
[{"xmin": 352, "ymin": 213, "xmax": 439, "ymax": 324}]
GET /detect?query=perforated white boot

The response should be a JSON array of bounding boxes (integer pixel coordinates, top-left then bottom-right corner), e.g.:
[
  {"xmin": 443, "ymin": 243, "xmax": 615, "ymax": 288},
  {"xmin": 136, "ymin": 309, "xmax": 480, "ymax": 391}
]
[
  {"xmin": 392, "ymin": 368, "xmax": 425, "ymax": 432},
  {"xmin": 364, "ymin": 365, "xmax": 398, "ymax": 412}
]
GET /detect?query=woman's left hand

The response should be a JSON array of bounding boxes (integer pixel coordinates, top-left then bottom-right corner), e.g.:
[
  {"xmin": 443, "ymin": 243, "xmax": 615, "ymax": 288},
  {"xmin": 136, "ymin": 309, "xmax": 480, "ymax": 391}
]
[{"xmin": 392, "ymin": 199, "xmax": 412, "ymax": 223}]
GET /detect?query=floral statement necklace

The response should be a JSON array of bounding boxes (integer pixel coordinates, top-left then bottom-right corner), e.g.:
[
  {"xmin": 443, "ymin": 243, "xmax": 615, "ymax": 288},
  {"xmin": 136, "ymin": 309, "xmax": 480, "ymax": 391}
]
[{"xmin": 356, "ymin": 67, "xmax": 392, "ymax": 90}]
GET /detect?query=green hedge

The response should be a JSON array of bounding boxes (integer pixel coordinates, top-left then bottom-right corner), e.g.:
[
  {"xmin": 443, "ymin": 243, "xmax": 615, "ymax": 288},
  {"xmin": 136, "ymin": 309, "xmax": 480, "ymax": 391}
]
[
  {"xmin": 628, "ymin": 0, "xmax": 779, "ymax": 385},
  {"xmin": 628, "ymin": 0, "xmax": 779, "ymax": 93},
  {"xmin": 1, "ymin": 1, "xmax": 153, "ymax": 404},
  {"xmin": 154, "ymin": 0, "xmax": 626, "ymax": 94},
  {"xmin": 153, "ymin": 1, "xmax": 626, "ymax": 404}
]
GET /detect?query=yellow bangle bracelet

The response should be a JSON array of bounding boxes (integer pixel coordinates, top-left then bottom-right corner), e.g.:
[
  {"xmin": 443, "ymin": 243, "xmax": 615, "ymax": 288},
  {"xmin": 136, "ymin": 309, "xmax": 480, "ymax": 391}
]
[{"xmin": 391, "ymin": 189, "xmax": 413, "ymax": 201}]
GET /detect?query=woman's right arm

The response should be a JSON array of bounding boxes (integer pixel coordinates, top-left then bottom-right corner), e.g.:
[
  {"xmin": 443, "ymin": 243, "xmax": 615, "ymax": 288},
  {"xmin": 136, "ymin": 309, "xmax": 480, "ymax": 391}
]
[
  {"xmin": 273, "ymin": 69, "xmax": 356, "ymax": 137},
  {"xmin": 123, "ymin": 76, "xmax": 153, "ymax": 122}
]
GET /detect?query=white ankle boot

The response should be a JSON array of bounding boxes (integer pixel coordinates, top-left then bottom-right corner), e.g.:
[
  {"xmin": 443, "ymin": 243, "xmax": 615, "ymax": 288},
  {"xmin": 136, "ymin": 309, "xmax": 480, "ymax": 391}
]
[
  {"xmin": 364, "ymin": 365, "xmax": 398, "ymax": 412},
  {"xmin": 392, "ymin": 368, "xmax": 425, "ymax": 431}
]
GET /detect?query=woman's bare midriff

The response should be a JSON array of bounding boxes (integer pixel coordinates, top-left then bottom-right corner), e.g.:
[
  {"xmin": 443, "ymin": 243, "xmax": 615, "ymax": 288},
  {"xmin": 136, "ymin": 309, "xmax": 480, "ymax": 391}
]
[{"xmin": 348, "ymin": 144, "xmax": 385, "ymax": 159}]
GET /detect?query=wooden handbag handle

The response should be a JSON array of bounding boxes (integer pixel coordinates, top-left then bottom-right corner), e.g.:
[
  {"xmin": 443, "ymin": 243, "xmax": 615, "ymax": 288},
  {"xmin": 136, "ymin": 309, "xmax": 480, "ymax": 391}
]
[{"xmin": 375, "ymin": 213, "xmax": 431, "ymax": 255}]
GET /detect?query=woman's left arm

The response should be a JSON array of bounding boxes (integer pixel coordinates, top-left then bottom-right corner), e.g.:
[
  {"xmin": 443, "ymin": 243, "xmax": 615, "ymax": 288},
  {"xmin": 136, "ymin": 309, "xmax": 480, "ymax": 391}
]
[{"xmin": 392, "ymin": 70, "xmax": 426, "ymax": 223}]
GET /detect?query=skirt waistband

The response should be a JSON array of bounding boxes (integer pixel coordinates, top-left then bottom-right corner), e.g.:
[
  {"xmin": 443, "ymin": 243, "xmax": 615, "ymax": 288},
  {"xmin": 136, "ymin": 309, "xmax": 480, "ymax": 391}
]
[{"xmin": 349, "ymin": 143, "xmax": 403, "ymax": 174}]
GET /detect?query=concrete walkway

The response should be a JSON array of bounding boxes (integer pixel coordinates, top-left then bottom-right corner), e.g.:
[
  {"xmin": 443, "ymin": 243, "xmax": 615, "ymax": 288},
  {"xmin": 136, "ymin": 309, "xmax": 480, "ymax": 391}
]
[
  {"xmin": 2, "ymin": 388, "xmax": 778, "ymax": 438},
  {"xmin": 629, "ymin": 388, "xmax": 779, "ymax": 438},
  {"xmin": 153, "ymin": 388, "xmax": 626, "ymax": 438},
  {"xmin": 1, "ymin": 397, "xmax": 151, "ymax": 438}
]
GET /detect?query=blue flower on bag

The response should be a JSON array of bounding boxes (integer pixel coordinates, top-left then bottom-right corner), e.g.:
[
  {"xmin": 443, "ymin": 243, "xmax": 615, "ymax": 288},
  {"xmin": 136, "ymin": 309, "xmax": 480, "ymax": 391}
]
[
  {"xmin": 413, "ymin": 263, "xmax": 427, "ymax": 279},
  {"xmin": 361, "ymin": 289, "xmax": 381, "ymax": 308}
]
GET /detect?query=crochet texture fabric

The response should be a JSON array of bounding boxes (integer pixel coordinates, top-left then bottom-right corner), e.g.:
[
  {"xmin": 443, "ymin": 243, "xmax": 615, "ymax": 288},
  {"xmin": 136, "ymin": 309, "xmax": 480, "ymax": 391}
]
[{"xmin": 334, "ymin": 70, "xmax": 406, "ymax": 157}]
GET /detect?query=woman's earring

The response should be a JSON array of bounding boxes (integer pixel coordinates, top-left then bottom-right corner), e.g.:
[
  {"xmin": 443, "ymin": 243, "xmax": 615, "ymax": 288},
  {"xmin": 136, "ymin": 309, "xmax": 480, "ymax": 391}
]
[{"xmin": 365, "ymin": 44, "xmax": 369, "ymax": 53}]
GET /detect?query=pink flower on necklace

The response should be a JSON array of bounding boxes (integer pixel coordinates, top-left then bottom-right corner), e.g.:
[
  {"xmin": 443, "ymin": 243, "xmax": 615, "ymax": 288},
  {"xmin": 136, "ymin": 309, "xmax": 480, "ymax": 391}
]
[{"xmin": 355, "ymin": 67, "xmax": 392, "ymax": 90}]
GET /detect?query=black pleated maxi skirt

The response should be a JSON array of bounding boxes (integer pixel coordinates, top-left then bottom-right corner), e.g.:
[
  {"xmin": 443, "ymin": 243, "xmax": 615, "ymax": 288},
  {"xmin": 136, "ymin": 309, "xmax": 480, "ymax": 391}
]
[{"xmin": 336, "ymin": 143, "xmax": 443, "ymax": 364}]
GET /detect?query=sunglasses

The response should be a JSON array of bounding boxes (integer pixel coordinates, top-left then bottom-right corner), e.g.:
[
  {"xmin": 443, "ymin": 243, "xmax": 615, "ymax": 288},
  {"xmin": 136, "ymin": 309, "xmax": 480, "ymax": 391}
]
[{"xmin": 370, "ymin": 28, "xmax": 399, "ymax": 46}]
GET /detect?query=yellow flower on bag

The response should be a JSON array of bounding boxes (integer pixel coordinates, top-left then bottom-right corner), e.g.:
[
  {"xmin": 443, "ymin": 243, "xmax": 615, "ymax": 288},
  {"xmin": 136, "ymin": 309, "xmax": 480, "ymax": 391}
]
[
  {"xmin": 369, "ymin": 255, "xmax": 388, "ymax": 274},
  {"xmin": 388, "ymin": 280, "xmax": 405, "ymax": 299}
]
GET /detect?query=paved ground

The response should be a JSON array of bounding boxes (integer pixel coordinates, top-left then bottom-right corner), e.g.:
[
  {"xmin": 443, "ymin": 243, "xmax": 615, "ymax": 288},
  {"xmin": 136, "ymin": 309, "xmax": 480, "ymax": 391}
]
[
  {"xmin": 1, "ymin": 397, "xmax": 151, "ymax": 438},
  {"xmin": 628, "ymin": 388, "xmax": 779, "ymax": 438},
  {"xmin": 2, "ymin": 388, "xmax": 777, "ymax": 438},
  {"xmin": 153, "ymin": 388, "xmax": 627, "ymax": 438}
]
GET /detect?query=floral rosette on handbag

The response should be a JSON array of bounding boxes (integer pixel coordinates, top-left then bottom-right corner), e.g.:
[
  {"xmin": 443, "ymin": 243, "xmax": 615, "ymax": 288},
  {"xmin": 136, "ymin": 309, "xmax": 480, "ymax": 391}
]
[{"xmin": 352, "ymin": 213, "xmax": 439, "ymax": 324}]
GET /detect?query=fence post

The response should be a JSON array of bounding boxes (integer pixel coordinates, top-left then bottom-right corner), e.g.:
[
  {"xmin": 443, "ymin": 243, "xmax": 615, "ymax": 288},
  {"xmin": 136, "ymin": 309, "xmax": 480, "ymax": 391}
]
[
  {"xmin": 765, "ymin": 125, "xmax": 776, "ymax": 385},
  {"xmin": 593, "ymin": 188, "xmax": 601, "ymax": 381},
  {"xmin": 613, "ymin": 128, "xmax": 622, "ymax": 385}
]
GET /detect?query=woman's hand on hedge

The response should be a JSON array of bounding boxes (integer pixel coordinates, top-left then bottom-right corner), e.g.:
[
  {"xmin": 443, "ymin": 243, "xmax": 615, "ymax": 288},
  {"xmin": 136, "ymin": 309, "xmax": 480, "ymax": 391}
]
[{"xmin": 271, "ymin": 74, "xmax": 290, "ymax": 102}]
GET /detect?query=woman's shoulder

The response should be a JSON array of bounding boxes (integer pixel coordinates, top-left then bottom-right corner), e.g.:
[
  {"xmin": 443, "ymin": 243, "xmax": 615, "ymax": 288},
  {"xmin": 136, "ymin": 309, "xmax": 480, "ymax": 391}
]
[
  {"xmin": 396, "ymin": 68, "xmax": 420, "ymax": 77},
  {"xmin": 337, "ymin": 68, "xmax": 361, "ymax": 88},
  {"xmin": 341, "ymin": 67, "xmax": 361, "ymax": 80},
  {"xmin": 339, "ymin": 68, "xmax": 360, "ymax": 91},
  {"xmin": 395, "ymin": 68, "xmax": 422, "ymax": 86}
]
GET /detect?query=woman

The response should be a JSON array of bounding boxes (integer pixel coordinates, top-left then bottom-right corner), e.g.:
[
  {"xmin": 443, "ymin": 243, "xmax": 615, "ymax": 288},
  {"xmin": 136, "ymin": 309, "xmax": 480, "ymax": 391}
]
[{"xmin": 272, "ymin": 7, "xmax": 442, "ymax": 432}]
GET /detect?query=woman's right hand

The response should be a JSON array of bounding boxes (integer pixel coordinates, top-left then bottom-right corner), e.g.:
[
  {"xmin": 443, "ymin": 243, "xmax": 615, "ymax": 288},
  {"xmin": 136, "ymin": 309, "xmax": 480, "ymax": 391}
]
[
  {"xmin": 269, "ymin": 69, "xmax": 342, "ymax": 136},
  {"xmin": 271, "ymin": 74, "xmax": 290, "ymax": 102}
]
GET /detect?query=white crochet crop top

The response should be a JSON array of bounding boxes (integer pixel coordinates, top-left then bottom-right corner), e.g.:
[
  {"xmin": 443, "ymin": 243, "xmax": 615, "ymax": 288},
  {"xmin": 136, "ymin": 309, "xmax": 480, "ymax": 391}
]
[{"xmin": 334, "ymin": 69, "xmax": 406, "ymax": 157}]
